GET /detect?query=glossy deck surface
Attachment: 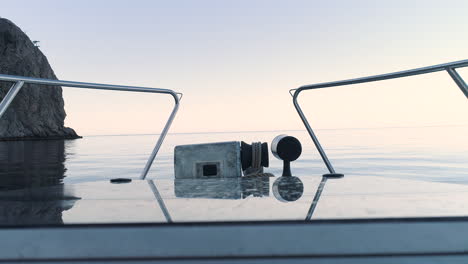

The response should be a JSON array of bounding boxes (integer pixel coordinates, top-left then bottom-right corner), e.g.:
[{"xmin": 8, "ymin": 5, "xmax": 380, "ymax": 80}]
[{"xmin": 2, "ymin": 175, "xmax": 468, "ymax": 226}]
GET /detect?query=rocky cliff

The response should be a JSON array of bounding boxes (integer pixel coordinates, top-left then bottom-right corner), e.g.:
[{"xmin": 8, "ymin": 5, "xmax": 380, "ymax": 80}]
[{"xmin": 0, "ymin": 18, "xmax": 79, "ymax": 140}]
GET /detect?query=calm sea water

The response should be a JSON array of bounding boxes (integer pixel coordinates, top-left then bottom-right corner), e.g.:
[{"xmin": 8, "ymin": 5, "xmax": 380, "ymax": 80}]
[{"xmin": 0, "ymin": 125, "xmax": 467, "ymax": 189}]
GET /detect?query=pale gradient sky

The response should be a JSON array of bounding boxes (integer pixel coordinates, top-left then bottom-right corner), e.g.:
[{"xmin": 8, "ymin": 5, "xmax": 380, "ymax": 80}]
[{"xmin": 2, "ymin": 0, "xmax": 467, "ymax": 135}]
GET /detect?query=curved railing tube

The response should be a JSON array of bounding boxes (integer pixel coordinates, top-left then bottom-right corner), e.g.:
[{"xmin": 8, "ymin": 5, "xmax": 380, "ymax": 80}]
[
  {"xmin": 291, "ymin": 60, "xmax": 468, "ymax": 220},
  {"xmin": 0, "ymin": 74, "xmax": 182, "ymax": 180},
  {"xmin": 291, "ymin": 59, "xmax": 468, "ymax": 175}
]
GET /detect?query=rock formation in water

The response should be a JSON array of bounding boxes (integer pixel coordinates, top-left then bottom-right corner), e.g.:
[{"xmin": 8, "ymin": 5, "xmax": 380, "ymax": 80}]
[{"xmin": 0, "ymin": 17, "xmax": 79, "ymax": 140}]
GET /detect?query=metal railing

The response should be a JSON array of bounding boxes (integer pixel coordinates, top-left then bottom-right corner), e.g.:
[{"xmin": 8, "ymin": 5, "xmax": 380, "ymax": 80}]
[
  {"xmin": 291, "ymin": 59, "xmax": 468, "ymax": 176},
  {"xmin": 290, "ymin": 60, "xmax": 468, "ymax": 219},
  {"xmin": 0, "ymin": 74, "xmax": 182, "ymax": 180}
]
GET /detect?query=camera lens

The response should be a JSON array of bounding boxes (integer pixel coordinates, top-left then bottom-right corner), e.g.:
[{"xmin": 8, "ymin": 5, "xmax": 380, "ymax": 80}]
[{"xmin": 271, "ymin": 135, "xmax": 302, "ymax": 162}]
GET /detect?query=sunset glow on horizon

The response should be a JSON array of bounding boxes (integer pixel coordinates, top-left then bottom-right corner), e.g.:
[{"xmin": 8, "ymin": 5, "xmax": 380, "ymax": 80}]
[{"xmin": 2, "ymin": 0, "xmax": 467, "ymax": 135}]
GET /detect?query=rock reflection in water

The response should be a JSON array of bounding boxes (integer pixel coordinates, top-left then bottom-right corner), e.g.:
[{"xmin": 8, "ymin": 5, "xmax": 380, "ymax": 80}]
[{"xmin": 0, "ymin": 140, "xmax": 78, "ymax": 225}]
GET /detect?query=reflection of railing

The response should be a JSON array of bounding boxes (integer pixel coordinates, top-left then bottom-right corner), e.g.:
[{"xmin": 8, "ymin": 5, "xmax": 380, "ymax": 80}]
[
  {"xmin": 290, "ymin": 60, "xmax": 468, "ymax": 175},
  {"xmin": 0, "ymin": 74, "xmax": 182, "ymax": 180}
]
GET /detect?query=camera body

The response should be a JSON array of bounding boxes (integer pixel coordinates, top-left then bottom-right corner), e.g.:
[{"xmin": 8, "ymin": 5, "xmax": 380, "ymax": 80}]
[
  {"xmin": 174, "ymin": 141, "xmax": 269, "ymax": 179},
  {"xmin": 174, "ymin": 141, "xmax": 242, "ymax": 179}
]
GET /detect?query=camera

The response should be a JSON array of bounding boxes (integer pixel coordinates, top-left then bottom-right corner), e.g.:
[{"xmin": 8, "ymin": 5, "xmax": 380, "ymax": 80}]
[{"xmin": 174, "ymin": 141, "xmax": 269, "ymax": 179}]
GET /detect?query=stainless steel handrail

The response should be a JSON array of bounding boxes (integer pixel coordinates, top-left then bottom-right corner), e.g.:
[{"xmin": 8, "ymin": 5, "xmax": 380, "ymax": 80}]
[
  {"xmin": 0, "ymin": 74, "xmax": 182, "ymax": 180},
  {"xmin": 291, "ymin": 59, "xmax": 468, "ymax": 175},
  {"xmin": 292, "ymin": 60, "xmax": 468, "ymax": 220}
]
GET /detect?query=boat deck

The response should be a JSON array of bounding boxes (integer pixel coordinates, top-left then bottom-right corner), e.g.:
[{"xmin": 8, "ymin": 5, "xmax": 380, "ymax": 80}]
[
  {"xmin": 3, "ymin": 175, "xmax": 468, "ymax": 263},
  {"xmin": 2, "ymin": 175, "xmax": 468, "ymax": 225}
]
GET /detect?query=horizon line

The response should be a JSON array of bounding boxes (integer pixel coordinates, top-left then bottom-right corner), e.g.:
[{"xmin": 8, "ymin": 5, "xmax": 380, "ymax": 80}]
[{"xmin": 81, "ymin": 122, "xmax": 468, "ymax": 137}]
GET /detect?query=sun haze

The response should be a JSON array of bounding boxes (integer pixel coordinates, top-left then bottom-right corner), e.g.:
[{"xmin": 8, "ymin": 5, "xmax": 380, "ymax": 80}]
[{"xmin": 2, "ymin": 0, "xmax": 467, "ymax": 135}]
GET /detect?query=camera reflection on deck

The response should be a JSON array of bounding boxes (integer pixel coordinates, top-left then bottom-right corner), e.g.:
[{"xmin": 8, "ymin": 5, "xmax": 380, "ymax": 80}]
[
  {"xmin": 273, "ymin": 176, "xmax": 304, "ymax": 202},
  {"xmin": 174, "ymin": 175, "xmax": 305, "ymax": 203},
  {"xmin": 175, "ymin": 175, "xmax": 271, "ymax": 200},
  {"xmin": 0, "ymin": 140, "xmax": 79, "ymax": 225}
]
